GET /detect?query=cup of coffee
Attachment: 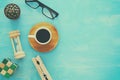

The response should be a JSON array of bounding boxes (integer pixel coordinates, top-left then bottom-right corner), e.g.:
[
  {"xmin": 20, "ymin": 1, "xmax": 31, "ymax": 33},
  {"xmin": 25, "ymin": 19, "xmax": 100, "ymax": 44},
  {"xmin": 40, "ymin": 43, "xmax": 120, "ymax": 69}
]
[{"xmin": 28, "ymin": 27, "xmax": 52, "ymax": 45}]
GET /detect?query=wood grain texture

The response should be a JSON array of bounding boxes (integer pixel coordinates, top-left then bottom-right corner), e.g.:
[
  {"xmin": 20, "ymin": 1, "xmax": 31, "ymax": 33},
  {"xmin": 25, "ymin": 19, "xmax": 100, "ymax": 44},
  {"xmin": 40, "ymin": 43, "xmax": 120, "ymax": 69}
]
[{"xmin": 28, "ymin": 22, "xmax": 59, "ymax": 52}]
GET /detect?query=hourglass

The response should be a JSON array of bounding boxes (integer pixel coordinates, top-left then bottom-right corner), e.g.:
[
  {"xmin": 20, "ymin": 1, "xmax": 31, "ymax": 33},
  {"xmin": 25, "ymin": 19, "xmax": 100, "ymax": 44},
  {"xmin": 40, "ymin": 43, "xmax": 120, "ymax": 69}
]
[{"xmin": 9, "ymin": 30, "xmax": 25, "ymax": 59}]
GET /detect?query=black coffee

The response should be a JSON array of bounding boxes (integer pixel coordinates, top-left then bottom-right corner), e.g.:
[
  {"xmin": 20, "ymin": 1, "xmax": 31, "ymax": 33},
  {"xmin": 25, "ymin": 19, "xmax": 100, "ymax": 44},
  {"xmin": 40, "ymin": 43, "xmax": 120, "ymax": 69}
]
[{"xmin": 36, "ymin": 29, "xmax": 50, "ymax": 43}]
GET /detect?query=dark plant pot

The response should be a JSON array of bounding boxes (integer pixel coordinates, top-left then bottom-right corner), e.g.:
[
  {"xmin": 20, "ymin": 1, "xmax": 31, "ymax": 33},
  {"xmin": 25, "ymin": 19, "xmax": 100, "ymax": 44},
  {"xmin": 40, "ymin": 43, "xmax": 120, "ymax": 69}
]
[{"xmin": 4, "ymin": 3, "xmax": 21, "ymax": 19}]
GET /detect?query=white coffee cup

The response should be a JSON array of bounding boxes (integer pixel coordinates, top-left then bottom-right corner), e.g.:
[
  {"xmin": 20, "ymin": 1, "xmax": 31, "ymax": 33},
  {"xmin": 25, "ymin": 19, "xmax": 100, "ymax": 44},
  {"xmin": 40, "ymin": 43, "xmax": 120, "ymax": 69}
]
[{"xmin": 28, "ymin": 27, "xmax": 52, "ymax": 45}]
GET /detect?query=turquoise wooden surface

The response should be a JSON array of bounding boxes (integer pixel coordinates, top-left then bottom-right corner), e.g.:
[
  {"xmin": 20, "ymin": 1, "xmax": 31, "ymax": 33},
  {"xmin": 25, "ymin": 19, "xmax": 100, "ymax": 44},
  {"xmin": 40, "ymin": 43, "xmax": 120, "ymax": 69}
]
[{"xmin": 0, "ymin": 0, "xmax": 120, "ymax": 80}]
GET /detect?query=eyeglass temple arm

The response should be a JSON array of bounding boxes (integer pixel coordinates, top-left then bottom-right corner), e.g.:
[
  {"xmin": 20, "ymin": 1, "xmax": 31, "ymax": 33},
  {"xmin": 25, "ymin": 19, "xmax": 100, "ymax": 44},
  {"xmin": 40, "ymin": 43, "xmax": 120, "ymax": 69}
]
[
  {"xmin": 25, "ymin": 0, "xmax": 37, "ymax": 2},
  {"xmin": 49, "ymin": 9, "xmax": 59, "ymax": 18}
]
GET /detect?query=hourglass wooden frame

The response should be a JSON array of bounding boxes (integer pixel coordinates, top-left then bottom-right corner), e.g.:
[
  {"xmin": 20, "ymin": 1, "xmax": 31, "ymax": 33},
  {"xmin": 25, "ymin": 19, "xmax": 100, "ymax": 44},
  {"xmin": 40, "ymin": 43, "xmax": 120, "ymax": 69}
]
[{"xmin": 9, "ymin": 30, "xmax": 25, "ymax": 59}]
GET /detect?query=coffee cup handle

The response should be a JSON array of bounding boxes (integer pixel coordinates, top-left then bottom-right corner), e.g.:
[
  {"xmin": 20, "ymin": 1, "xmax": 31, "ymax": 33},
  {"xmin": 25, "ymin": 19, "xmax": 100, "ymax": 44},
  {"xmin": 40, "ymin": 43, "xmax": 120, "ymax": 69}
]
[{"xmin": 28, "ymin": 35, "xmax": 35, "ymax": 38}]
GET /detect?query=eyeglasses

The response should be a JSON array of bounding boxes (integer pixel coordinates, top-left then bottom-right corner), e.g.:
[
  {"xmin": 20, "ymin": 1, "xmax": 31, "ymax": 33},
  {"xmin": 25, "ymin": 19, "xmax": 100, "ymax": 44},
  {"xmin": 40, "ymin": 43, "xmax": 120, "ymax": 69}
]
[{"xmin": 25, "ymin": 0, "xmax": 59, "ymax": 19}]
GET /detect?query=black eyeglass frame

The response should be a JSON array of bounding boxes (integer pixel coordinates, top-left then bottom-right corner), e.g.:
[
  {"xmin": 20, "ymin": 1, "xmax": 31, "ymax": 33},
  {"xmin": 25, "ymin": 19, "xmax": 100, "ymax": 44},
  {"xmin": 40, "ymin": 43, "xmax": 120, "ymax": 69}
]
[{"xmin": 25, "ymin": 0, "xmax": 59, "ymax": 19}]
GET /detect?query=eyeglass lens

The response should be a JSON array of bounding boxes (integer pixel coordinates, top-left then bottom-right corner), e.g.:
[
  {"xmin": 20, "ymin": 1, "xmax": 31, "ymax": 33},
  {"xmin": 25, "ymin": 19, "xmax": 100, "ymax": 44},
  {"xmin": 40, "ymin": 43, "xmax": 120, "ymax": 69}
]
[
  {"xmin": 42, "ymin": 7, "xmax": 57, "ymax": 19},
  {"xmin": 26, "ymin": 1, "xmax": 39, "ymax": 9}
]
